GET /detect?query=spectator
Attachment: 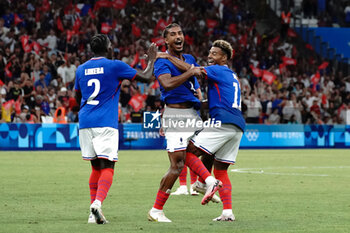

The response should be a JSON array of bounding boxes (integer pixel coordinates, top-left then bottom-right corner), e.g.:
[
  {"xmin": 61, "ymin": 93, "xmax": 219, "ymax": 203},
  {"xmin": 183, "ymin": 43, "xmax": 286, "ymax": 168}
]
[
  {"xmin": 31, "ymin": 61, "xmax": 41, "ymax": 82},
  {"xmin": 58, "ymin": 87, "xmax": 69, "ymax": 110},
  {"xmin": 19, "ymin": 105, "xmax": 30, "ymax": 123},
  {"xmin": 21, "ymin": 76, "xmax": 35, "ymax": 109},
  {"xmin": 267, "ymin": 108, "xmax": 281, "ymax": 124},
  {"xmin": 339, "ymin": 102, "xmax": 350, "ymax": 124},
  {"xmin": 64, "ymin": 58, "xmax": 76, "ymax": 90},
  {"xmin": 0, "ymin": 18, "xmax": 9, "ymax": 40},
  {"xmin": 6, "ymin": 79, "xmax": 23, "ymax": 101},
  {"xmin": 282, "ymin": 93, "xmax": 302, "ymax": 123},
  {"xmin": 42, "ymin": 64, "xmax": 52, "ymax": 86},
  {"xmin": 34, "ymin": 72, "xmax": 48, "ymax": 89},
  {"xmin": 57, "ymin": 60, "xmax": 67, "ymax": 86},
  {"xmin": 46, "ymin": 87, "xmax": 56, "ymax": 112},
  {"xmin": 44, "ymin": 29, "xmax": 58, "ymax": 51},
  {"xmin": 243, "ymin": 93, "xmax": 262, "ymax": 123}
]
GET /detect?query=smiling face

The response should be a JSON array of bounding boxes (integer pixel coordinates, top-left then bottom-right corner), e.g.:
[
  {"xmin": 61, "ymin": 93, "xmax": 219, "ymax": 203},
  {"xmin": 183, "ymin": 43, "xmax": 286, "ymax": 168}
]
[
  {"xmin": 164, "ymin": 26, "xmax": 184, "ymax": 55},
  {"xmin": 207, "ymin": 46, "xmax": 227, "ymax": 66}
]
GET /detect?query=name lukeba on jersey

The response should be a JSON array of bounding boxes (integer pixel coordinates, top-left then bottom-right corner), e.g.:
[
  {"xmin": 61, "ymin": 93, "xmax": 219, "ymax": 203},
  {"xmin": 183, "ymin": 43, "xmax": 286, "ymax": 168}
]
[{"xmin": 85, "ymin": 67, "xmax": 104, "ymax": 75}]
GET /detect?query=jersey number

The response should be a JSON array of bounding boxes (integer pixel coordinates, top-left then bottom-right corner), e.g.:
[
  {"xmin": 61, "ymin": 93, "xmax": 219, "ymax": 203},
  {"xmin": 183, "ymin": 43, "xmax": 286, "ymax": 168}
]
[
  {"xmin": 189, "ymin": 81, "xmax": 196, "ymax": 93},
  {"xmin": 87, "ymin": 79, "xmax": 100, "ymax": 105},
  {"xmin": 232, "ymin": 75, "xmax": 241, "ymax": 109}
]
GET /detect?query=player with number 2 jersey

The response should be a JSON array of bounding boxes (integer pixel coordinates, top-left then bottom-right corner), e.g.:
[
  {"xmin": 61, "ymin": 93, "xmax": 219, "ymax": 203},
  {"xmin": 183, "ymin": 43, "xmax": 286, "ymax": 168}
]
[
  {"xmin": 76, "ymin": 58, "xmax": 136, "ymax": 130},
  {"xmin": 74, "ymin": 34, "xmax": 157, "ymax": 224}
]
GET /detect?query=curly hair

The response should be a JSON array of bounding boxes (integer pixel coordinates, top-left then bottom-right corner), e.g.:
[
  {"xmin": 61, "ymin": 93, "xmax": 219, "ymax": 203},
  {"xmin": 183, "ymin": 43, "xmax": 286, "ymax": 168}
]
[
  {"xmin": 212, "ymin": 40, "xmax": 233, "ymax": 59},
  {"xmin": 90, "ymin": 34, "xmax": 109, "ymax": 54}
]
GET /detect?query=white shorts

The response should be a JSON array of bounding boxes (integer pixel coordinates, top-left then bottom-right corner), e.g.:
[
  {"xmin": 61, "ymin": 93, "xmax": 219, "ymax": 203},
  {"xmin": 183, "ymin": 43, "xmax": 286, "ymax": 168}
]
[
  {"xmin": 79, "ymin": 127, "xmax": 119, "ymax": 162},
  {"xmin": 191, "ymin": 124, "xmax": 243, "ymax": 164},
  {"xmin": 162, "ymin": 106, "xmax": 202, "ymax": 152}
]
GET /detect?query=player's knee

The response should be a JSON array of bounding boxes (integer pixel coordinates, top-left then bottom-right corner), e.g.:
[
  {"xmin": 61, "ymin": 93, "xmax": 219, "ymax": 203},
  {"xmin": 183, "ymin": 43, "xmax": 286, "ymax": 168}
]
[
  {"xmin": 170, "ymin": 161, "xmax": 184, "ymax": 175},
  {"xmin": 176, "ymin": 162, "xmax": 184, "ymax": 174}
]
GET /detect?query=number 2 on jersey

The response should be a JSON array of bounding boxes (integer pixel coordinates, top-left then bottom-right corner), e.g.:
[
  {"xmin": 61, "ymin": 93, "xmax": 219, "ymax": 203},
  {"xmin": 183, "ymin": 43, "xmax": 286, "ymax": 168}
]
[{"xmin": 87, "ymin": 79, "xmax": 100, "ymax": 105}]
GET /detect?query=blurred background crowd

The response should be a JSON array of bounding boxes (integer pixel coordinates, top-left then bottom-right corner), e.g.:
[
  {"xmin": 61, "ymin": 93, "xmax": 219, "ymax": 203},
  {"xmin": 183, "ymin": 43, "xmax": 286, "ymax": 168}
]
[{"xmin": 0, "ymin": 0, "xmax": 350, "ymax": 125}]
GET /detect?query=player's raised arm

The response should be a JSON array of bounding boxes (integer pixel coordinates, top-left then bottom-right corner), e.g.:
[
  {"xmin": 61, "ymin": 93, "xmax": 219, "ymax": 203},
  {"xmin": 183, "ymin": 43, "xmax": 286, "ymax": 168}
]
[
  {"xmin": 157, "ymin": 52, "xmax": 191, "ymax": 72},
  {"xmin": 134, "ymin": 43, "xmax": 158, "ymax": 82}
]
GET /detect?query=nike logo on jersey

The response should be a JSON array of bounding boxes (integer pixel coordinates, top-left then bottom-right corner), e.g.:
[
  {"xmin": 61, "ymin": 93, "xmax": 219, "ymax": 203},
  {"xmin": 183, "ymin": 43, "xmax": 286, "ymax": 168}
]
[{"xmin": 85, "ymin": 67, "xmax": 104, "ymax": 75}]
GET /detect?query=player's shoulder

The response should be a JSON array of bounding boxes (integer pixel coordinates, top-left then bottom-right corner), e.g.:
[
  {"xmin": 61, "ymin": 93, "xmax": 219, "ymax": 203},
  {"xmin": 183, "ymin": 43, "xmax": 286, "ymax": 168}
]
[
  {"xmin": 155, "ymin": 58, "xmax": 170, "ymax": 65},
  {"xmin": 206, "ymin": 64, "xmax": 223, "ymax": 72},
  {"xmin": 218, "ymin": 65, "xmax": 236, "ymax": 74},
  {"xmin": 183, "ymin": 53, "xmax": 196, "ymax": 61},
  {"xmin": 76, "ymin": 62, "xmax": 85, "ymax": 74},
  {"xmin": 155, "ymin": 58, "xmax": 172, "ymax": 69}
]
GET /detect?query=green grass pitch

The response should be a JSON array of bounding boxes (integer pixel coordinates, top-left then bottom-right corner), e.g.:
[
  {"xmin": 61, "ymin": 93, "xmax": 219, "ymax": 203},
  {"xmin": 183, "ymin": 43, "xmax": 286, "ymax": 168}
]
[{"xmin": 0, "ymin": 149, "xmax": 349, "ymax": 233}]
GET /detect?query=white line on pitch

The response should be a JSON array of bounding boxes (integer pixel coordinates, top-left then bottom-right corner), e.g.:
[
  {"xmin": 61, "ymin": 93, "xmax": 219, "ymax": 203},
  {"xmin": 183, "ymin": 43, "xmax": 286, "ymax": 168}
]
[
  {"xmin": 231, "ymin": 166, "xmax": 350, "ymax": 171},
  {"xmin": 230, "ymin": 169, "xmax": 329, "ymax": 177}
]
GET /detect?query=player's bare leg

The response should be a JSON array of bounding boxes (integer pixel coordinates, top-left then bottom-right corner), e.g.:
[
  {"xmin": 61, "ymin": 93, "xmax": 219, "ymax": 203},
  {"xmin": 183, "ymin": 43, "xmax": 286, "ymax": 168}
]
[
  {"xmin": 90, "ymin": 159, "xmax": 115, "ymax": 224},
  {"xmin": 148, "ymin": 151, "xmax": 185, "ymax": 222},
  {"xmin": 159, "ymin": 151, "xmax": 186, "ymax": 191},
  {"xmin": 212, "ymin": 160, "xmax": 235, "ymax": 221}
]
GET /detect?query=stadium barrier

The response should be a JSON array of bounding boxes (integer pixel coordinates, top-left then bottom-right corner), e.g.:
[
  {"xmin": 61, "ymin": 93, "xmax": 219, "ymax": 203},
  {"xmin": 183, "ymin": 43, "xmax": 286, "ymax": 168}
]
[{"xmin": 0, "ymin": 123, "xmax": 349, "ymax": 150}]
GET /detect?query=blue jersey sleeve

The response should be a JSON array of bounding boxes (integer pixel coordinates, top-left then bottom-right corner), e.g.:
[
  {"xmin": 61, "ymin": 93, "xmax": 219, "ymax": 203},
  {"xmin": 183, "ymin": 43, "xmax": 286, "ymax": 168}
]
[
  {"xmin": 204, "ymin": 65, "xmax": 220, "ymax": 82},
  {"xmin": 154, "ymin": 58, "xmax": 170, "ymax": 78},
  {"xmin": 114, "ymin": 60, "xmax": 137, "ymax": 80},
  {"xmin": 183, "ymin": 54, "xmax": 199, "ymax": 67},
  {"xmin": 194, "ymin": 77, "xmax": 200, "ymax": 89}
]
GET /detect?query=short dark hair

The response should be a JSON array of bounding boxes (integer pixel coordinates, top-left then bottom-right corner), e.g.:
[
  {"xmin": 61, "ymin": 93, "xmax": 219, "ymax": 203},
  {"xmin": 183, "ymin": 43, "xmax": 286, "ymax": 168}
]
[
  {"xmin": 212, "ymin": 40, "xmax": 233, "ymax": 59},
  {"xmin": 162, "ymin": 23, "xmax": 181, "ymax": 38},
  {"xmin": 90, "ymin": 34, "xmax": 109, "ymax": 54}
]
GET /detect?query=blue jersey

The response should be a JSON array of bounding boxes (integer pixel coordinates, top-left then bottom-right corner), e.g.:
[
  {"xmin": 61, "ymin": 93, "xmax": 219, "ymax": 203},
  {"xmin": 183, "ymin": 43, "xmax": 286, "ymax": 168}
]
[
  {"xmin": 75, "ymin": 57, "xmax": 137, "ymax": 129},
  {"xmin": 154, "ymin": 54, "xmax": 200, "ymax": 105},
  {"xmin": 204, "ymin": 65, "xmax": 246, "ymax": 131}
]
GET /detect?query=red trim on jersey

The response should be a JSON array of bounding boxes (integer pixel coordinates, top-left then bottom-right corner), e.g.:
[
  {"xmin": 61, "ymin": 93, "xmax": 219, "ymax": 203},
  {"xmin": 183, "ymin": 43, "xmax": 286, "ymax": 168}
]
[
  {"xmin": 112, "ymin": 80, "xmax": 122, "ymax": 99},
  {"xmin": 214, "ymin": 82, "xmax": 221, "ymax": 101},
  {"xmin": 131, "ymin": 73, "xmax": 137, "ymax": 81},
  {"xmin": 203, "ymin": 68, "xmax": 208, "ymax": 79},
  {"xmin": 90, "ymin": 57, "xmax": 104, "ymax": 60}
]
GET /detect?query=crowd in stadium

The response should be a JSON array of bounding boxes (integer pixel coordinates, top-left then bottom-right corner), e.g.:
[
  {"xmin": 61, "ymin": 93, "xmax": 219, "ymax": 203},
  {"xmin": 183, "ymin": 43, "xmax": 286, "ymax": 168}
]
[{"xmin": 0, "ymin": 0, "xmax": 349, "ymax": 125}]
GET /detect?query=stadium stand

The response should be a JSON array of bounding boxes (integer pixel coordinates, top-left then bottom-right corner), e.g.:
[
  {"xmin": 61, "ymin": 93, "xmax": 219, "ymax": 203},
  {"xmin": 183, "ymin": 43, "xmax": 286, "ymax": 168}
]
[{"xmin": 0, "ymin": 0, "xmax": 349, "ymax": 125}]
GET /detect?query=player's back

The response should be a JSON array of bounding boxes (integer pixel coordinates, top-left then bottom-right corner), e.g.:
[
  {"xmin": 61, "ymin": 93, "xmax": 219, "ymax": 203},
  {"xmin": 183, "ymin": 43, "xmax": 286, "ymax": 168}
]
[
  {"xmin": 204, "ymin": 64, "xmax": 245, "ymax": 131},
  {"xmin": 75, "ymin": 57, "xmax": 136, "ymax": 129}
]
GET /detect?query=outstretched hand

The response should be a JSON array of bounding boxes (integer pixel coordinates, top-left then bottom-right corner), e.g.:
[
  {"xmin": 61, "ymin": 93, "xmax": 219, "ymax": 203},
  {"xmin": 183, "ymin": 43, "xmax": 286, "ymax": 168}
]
[{"xmin": 146, "ymin": 43, "xmax": 158, "ymax": 61}]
